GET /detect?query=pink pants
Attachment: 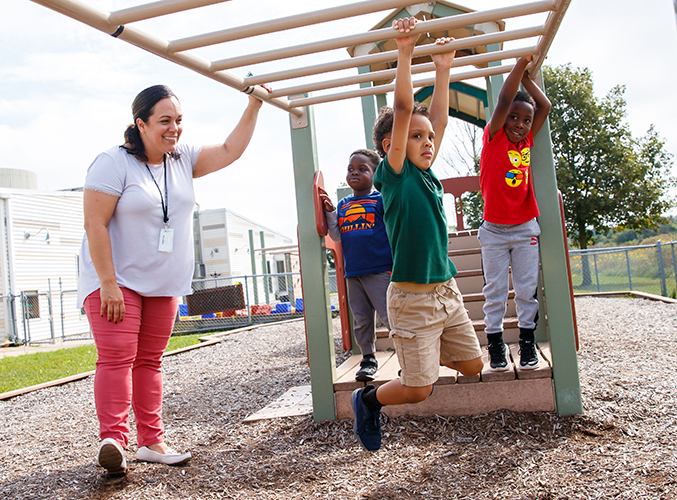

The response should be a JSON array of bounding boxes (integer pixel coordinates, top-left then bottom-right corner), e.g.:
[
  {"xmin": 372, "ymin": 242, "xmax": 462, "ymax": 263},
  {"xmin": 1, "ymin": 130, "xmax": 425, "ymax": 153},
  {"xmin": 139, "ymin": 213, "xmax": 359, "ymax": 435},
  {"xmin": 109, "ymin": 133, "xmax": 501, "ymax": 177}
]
[{"xmin": 84, "ymin": 288, "xmax": 178, "ymax": 449}]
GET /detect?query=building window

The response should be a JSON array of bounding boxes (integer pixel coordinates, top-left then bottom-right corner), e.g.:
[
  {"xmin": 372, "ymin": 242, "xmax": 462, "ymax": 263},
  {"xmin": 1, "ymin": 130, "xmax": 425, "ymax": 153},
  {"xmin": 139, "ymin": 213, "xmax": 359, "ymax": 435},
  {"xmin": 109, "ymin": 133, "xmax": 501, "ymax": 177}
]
[
  {"xmin": 24, "ymin": 291, "xmax": 40, "ymax": 319},
  {"xmin": 276, "ymin": 260, "xmax": 287, "ymax": 292}
]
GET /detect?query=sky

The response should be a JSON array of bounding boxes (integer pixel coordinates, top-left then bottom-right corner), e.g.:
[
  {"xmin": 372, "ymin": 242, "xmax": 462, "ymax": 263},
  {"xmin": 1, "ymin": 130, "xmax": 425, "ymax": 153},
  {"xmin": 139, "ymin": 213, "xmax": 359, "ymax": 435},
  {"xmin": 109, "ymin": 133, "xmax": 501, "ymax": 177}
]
[{"xmin": 1, "ymin": 0, "xmax": 676, "ymax": 242}]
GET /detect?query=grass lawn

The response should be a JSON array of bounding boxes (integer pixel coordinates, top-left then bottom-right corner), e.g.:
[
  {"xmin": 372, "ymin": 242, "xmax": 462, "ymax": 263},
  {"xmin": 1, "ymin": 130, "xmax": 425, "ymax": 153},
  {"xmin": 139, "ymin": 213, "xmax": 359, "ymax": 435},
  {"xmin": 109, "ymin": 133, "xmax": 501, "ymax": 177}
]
[
  {"xmin": 573, "ymin": 275, "xmax": 676, "ymax": 297},
  {"xmin": 0, "ymin": 333, "xmax": 205, "ymax": 394}
]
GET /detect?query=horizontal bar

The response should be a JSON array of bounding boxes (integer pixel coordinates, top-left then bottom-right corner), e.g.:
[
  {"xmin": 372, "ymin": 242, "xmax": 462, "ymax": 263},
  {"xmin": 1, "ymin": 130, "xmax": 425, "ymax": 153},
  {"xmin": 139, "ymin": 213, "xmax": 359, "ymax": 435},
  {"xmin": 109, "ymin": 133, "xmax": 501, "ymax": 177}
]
[
  {"xmin": 109, "ymin": 0, "xmax": 230, "ymax": 25},
  {"xmin": 531, "ymin": 0, "xmax": 572, "ymax": 73},
  {"xmin": 288, "ymin": 64, "xmax": 515, "ymax": 108},
  {"xmin": 169, "ymin": 0, "xmax": 419, "ymax": 53},
  {"xmin": 29, "ymin": 0, "xmax": 115, "ymax": 32},
  {"xmin": 117, "ymin": 25, "xmax": 301, "ymax": 115},
  {"xmin": 27, "ymin": 0, "xmax": 301, "ymax": 116},
  {"xmin": 569, "ymin": 241, "xmax": 677, "ymax": 256},
  {"xmin": 245, "ymin": 25, "xmax": 544, "ymax": 86},
  {"xmin": 211, "ymin": 0, "xmax": 556, "ymax": 70},
  {"xmin": 268, "ymin": 46, "xmax": 538, "ymax": 98}
]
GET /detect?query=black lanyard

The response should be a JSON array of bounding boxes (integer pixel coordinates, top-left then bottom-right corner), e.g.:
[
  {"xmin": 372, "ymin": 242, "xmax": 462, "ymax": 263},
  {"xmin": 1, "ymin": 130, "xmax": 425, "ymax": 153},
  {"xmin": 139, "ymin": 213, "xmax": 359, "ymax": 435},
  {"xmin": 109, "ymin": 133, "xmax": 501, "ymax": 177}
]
[{"xmin": 144, "ymin": 157, "xmax": 169, "ymax": 224}]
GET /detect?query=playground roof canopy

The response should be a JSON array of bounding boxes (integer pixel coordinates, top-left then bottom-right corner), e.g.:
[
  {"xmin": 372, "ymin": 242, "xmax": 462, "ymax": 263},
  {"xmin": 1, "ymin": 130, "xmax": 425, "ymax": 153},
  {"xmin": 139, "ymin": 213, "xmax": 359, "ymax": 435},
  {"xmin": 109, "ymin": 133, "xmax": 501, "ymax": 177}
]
[{"xmin": 27, "ymin": 0, "xmax": 571, "ymax": 117}]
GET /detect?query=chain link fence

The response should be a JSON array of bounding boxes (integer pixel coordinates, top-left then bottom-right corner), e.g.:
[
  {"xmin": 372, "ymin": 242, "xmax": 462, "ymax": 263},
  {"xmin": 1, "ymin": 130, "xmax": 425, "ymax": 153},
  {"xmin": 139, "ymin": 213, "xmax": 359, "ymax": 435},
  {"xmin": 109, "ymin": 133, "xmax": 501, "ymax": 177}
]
[
  {"xmin": 569, "ymin": 240, "xmax": 677, "ymax": 298},
  {"xmin": 174, "ymin": 271, "xmax": 338, "ymax": 335},
  {"xmin": 4, "ymin": 240, "xmax": 675, "ymax": 344},
  {"xmin": 3, "ymin": 271, "xmax": 341, "ymax": 344},
  {"xmin": 2, "ymin": 279, "xmax": 93, "ymax": 345}
]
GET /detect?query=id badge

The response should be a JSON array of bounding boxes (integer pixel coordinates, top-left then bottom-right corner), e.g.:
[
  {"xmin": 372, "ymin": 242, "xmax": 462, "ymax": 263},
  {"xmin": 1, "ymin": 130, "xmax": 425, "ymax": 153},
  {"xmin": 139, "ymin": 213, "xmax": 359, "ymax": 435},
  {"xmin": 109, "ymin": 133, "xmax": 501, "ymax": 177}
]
[{"xmin": 159, "ymin": 227, "xmax": 174, "ymax": 253}]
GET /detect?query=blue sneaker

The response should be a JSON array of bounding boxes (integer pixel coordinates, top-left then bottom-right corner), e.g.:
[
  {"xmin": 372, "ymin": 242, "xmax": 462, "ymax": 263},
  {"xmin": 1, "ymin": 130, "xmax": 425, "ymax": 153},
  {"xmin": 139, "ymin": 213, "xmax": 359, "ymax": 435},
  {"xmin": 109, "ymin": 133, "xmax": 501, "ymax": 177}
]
[{"xmin": 351, "ymin": 386, "xmax": 382, "ymax": 451}]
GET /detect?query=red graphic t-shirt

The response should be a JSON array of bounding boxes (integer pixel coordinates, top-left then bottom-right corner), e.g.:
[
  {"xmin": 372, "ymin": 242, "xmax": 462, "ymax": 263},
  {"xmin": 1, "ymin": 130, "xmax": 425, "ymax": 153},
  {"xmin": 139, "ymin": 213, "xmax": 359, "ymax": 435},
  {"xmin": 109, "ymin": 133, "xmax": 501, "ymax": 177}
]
[{"xmin": 479, "ymin": 125, "xmax": 539, "ymax": 225}]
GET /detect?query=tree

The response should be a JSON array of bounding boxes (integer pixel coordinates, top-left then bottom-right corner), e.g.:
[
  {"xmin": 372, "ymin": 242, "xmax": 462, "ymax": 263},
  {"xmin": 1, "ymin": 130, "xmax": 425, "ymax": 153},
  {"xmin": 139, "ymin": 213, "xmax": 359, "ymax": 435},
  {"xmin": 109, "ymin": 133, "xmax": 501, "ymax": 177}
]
[
  {"xmin": 544, "ymin": 64, "xmax": 675, "ymax": 284},
  {"xmin": 438, "ymin": 118, "xmax": 484, "ymax": 229}
]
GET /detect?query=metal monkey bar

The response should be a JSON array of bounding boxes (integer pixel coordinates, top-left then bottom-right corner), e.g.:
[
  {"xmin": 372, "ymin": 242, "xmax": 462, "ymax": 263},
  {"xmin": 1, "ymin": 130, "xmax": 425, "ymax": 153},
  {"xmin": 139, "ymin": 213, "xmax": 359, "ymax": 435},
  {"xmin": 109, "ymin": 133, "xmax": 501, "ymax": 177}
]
[{"xmin": 26, "ymin": 0, "xmax": 571, "ymax": 116}]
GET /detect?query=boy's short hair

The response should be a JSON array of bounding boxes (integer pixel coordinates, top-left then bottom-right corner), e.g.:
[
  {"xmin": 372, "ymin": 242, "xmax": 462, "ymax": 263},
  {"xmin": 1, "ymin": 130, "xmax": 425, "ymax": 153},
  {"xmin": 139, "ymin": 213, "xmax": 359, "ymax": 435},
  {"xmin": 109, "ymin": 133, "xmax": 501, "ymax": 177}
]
[
  {"xmin": 372, "ymin": 103, "xmax": 429, "ymax": 158},
  {"xmin": 514, "ymin": 90, "xmax": 536, "ymax": 108},
  {"xmin": 350, "ymin": 149, "xmax": 381, "ymax": 171}
]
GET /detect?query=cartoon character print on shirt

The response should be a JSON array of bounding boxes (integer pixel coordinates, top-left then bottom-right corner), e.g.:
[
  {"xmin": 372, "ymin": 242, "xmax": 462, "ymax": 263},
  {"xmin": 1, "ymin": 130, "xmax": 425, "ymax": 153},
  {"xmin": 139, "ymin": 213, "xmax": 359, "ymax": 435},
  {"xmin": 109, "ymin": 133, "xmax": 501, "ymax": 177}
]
[
  {"xmin": 338, "ymin": 199, "xmax": 377, "ymax": 237},
  {"xmin": 504, "ymin": 146, "xmax": 531, "ymax": 187}
]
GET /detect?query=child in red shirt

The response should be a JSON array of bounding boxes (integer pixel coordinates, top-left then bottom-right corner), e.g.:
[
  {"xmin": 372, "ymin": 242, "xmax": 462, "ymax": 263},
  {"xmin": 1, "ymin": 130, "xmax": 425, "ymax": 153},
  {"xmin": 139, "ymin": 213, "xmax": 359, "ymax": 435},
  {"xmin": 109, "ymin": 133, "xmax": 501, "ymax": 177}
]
[{"xmin": 478, "ymin": 56, "xmax": 551, "ymax": 371}]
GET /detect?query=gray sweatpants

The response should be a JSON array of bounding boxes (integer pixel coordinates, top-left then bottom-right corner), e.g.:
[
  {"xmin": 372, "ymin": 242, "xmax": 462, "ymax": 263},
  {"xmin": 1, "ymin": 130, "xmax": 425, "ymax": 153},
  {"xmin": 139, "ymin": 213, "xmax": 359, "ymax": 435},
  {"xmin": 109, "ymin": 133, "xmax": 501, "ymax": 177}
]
[
  {"xmin": 346, "ymin": 271, "xmax": 391, "ymax": 356},
  {"xmin": 478, "ymin": 219, "xmax": 541, "ymax": 335}
]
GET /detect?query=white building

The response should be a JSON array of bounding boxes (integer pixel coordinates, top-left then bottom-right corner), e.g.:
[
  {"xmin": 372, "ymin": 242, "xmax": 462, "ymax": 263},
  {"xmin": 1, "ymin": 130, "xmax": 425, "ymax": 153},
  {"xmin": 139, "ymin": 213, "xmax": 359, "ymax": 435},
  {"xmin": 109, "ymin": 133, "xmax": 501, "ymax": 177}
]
[
  {"xmin": 0, "ymin": 168, "xmax": 87, "ymax": 343},
  {"xmin": 193, "ymin": 208, "xmax": 300, "ymax": 303}
]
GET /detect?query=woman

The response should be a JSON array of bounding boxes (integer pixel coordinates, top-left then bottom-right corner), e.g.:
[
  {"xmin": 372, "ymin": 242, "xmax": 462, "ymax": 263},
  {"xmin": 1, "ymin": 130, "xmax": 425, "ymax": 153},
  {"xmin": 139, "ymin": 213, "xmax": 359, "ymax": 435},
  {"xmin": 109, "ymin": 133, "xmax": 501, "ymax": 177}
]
[{"xmin": 77, "ymin": 84, "xmax": 268, "ymax": 475}]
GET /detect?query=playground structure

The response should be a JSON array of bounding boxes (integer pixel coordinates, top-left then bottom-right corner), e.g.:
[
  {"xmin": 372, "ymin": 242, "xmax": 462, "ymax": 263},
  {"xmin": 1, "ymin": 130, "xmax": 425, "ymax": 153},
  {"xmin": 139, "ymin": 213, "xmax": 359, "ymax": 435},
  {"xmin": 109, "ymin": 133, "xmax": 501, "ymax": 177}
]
[{"xmin": 25, "ymin": 0, "xmax": 579, "ymax": 421}]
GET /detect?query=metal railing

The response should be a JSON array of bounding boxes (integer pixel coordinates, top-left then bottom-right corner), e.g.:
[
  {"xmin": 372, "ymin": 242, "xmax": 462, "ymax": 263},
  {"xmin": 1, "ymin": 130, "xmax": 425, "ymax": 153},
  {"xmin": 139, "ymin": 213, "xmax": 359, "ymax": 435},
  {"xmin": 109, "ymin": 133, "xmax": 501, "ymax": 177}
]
[{"xmin": 569, "ymin": 240, "xmax": 677, "ymax": 298}]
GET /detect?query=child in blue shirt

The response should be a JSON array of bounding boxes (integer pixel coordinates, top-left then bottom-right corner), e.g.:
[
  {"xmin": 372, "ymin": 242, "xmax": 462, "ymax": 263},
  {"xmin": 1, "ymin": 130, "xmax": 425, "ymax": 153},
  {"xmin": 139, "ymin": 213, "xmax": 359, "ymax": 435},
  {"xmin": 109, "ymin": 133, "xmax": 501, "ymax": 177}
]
[{"xmin": 320, "ymin": 149, "xmax": 392, "ymax": 382}]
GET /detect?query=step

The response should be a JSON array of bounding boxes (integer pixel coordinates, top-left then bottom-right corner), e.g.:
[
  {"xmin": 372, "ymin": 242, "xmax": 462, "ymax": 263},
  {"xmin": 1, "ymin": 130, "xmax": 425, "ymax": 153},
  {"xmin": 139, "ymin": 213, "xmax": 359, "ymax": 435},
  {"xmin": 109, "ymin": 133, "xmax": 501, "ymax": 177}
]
[
  {"xmin": 448, "ymin": 230, "xmax": 480, "ymax": 251},
  {"xmin": 508, "ymin": 342, "xmax": 552, "ymax": 379},
  {"xmin": 448, "ymin": 247, "xmax": 482, "ymax": 271},
  {"xmin": 454, "ymin": 269, "xmax": 485, "ymax": 295},
  {"xmin": 454, "ymin": 269, "xmax": 517, "ymax": 296},
  {"xmin": 375, "ymin": 327, "xmax": 393, "ymax": 351},
  {"xmin": 463, "ymin": 290, "xmax": 517, "ymax": 320},
  {"xmin": 375, "ymin": 317, "xmax": 520, "ymax": 348},
  {"xmin": 334, "ymin": 342, "xmax": 555, "ymax": 418},
  {"xmin": 473, "ymin": 317, "xmax": 520, "ymax": 345}
]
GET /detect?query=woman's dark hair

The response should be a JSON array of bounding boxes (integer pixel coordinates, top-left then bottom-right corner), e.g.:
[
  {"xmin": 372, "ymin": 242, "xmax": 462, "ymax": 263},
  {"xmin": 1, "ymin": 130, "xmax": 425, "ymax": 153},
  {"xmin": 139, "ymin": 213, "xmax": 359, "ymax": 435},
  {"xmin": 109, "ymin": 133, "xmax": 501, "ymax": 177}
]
[
  {"xmin": 350, "ymin": 149, "xmax": 381, "ymax": 171},
  {"xmin": 121, "ymin": 85, "xmax": 178, "ymax": 162},
  {"xmin": 372, "ymin": 102, "xmax": 429, "ymax": 158}
]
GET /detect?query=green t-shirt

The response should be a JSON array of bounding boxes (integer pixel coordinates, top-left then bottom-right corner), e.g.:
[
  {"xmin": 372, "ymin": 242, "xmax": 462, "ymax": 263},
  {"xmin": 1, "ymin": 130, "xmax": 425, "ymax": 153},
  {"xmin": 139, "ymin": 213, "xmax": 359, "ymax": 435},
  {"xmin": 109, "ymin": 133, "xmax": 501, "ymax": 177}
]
[{"xmin": 373, "ymin": 156, "xmax": 456, "ymax": 283}]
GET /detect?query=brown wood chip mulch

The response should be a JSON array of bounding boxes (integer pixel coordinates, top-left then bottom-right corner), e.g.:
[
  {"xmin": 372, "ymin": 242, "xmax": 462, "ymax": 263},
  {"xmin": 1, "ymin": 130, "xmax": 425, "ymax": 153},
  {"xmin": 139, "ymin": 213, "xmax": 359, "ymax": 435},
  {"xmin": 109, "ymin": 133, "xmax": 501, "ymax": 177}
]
[{"xmin": 0, "ymin": 296, "xmax": 675, "ymax": 499}]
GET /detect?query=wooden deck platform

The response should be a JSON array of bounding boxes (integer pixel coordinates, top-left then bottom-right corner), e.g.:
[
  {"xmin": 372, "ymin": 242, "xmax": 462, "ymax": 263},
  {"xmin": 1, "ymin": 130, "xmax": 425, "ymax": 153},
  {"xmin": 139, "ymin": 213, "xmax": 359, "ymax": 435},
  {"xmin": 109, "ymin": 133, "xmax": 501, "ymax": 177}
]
[
  {"xmin": 331, "ymin": 229, "xmax": 559, "ymax": 419},
  {"xmin": 334, "ymin": 342, "xmax": 555, "ymax": 419}
]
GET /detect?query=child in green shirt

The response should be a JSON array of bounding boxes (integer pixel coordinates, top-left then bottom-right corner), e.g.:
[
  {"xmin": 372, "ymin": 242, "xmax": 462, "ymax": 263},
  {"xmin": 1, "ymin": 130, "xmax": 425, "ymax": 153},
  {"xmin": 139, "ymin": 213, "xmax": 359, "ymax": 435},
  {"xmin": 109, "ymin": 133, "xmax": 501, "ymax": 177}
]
[{"xmin": 351, "ymin": 17, "xmax": 483, "ymax": 452}]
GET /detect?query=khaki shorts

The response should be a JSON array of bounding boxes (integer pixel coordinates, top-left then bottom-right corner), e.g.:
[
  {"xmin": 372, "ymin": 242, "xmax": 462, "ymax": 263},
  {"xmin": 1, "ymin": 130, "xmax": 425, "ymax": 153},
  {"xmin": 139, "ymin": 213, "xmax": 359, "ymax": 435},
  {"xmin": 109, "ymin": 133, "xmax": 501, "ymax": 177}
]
[{"xmin": 387, "ymin": 278, "xmax": 481, "ymax": 387}]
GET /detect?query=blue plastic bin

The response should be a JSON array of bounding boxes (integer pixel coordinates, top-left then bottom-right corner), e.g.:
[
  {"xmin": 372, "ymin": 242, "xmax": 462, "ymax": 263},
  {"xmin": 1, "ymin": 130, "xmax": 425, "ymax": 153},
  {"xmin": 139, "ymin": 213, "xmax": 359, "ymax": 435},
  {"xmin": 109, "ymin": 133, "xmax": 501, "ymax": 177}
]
[
  {"xmin": 295, "ymin": 298, "xmax": 304, "ymax": 313},
  {"xmin": 178, "ymin": 304, "xmax": 189, "ymax": 316},
  {"xmin": 273, "ymin": 302, "xmax": 292, "ymax": 314}
]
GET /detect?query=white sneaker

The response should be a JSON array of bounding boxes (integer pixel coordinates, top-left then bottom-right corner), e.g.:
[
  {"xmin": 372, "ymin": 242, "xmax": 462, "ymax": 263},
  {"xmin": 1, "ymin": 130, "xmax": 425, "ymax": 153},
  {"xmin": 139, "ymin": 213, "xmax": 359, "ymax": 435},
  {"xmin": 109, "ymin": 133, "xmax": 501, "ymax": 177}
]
[
  {"xmin": 137, "ymin": 446, "xmax": 191, "ymax": 465},
  {"xmin": 98, "ymin": 438, "xmax": 127, "ymax": 476}
]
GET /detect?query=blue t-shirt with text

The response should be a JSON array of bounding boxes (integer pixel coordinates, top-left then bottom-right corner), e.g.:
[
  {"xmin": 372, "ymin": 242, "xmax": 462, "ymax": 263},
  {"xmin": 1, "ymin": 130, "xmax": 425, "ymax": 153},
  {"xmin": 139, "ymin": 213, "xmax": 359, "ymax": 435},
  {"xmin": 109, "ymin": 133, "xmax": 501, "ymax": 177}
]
[{"xmin": 336, "ymin": 191, "xmax": 392, "ymax": 278}]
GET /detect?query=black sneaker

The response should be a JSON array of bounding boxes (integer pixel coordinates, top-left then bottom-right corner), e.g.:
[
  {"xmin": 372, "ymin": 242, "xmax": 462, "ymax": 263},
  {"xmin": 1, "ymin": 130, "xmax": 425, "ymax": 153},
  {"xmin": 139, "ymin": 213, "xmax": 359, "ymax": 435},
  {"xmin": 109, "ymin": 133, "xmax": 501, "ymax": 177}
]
[
  {"xmin": 351, "ymin": 386, "xmax": 382, "ymax": 451},
  {"xmin": 519, "ymin": 340, "xmax": 540, "ymax": 369},
  {"xmin": 487, "ymin": 341, "xmax": 509, "ymax": 371},
  {"xmin": 355, "ymin": 356, "xmax": 379, "ymax": 382}
]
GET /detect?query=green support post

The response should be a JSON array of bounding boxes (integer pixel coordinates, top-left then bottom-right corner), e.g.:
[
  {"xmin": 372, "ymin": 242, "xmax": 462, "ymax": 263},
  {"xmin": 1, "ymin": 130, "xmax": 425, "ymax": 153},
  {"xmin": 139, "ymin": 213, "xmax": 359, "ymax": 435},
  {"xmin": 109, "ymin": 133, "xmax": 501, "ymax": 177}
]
[
  {"xmin": 248, "ymin": 229, "xmax": 259, "ymax": 305},
  {"xmin": 484, "ymin": 43, "xmax": 504, "ymax": 118},
  {"xmin": 359, "ymin": 82, "xmax": 386, "ymax": 149},
  {"xmin": 285, "ymin": 253, "xmax": 294, "ymax": 306},
  {"xmin": 358, "ymin": 65, "xmax": 377, "ymax": 149},
  {"xmin": 289, "ymin": 98, "xmax": 337, "ymax": 421},
  {"xmin": 531, "ymin": 72, "xmax": 582, "ymax": 415},
  {"xmin": 376, "ymin": 94, "xmax": 387, "ymax": 115},
  {"xmin": 260, "ymin": 231, "xmax": 270, "ymax": 304}
]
